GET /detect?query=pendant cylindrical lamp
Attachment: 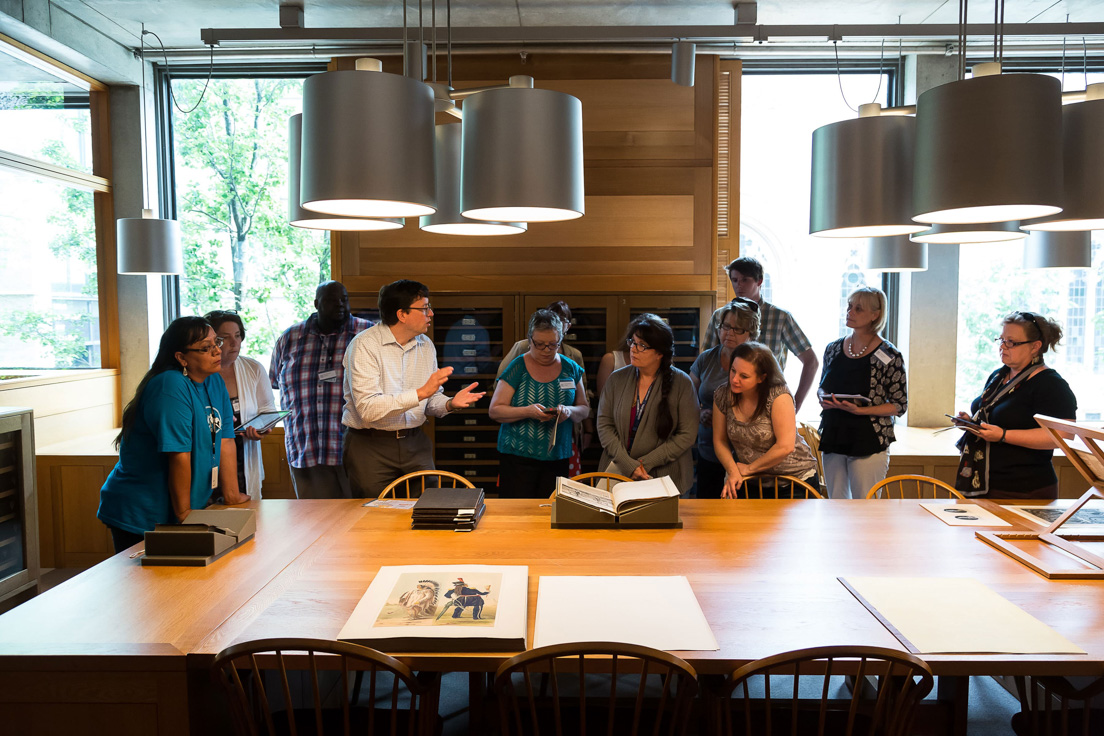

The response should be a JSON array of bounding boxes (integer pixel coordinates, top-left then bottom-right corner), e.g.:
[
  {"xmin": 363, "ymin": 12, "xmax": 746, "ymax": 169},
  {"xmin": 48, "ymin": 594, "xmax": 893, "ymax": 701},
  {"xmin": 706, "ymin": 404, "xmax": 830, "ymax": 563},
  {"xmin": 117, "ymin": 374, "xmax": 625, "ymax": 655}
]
[
  {"xmin": 1023, "ymin": 230, "xmax": 1092, "ymax": 269},
  {"xmin": 420, "ymin": 124, "xmax": 526, "ymax": 236},
  {"xmin": 864, "ymin": 236, "xmax": 928, "ymax": 272},
  {"xmin": 671, "ymin": 42, "xmax": 696, "ymax": 87},
  {"xmin": 910, "ymin": 221, "xmax": 1025, "ymax": 244},
  {"xmin": 288, "ymin": 115, "xmax": 402, "ymax": 232},
  {"xmin": 1022, "ymin": 84, "xmax": 1104, "ymax": 232},
  {"xmin": 461, "ymin": 84, "xmax": 584, "ymax": 223},
  {"xmin": 913, "ymin": 67, "xmax": 1064, "ymax": 224},
  {"xmin": 117, "ymin": 210, "xmax": 183, "ymax": 275},
  {"xmin": 810, "ymin": 105, "xmax": 926, "ymax": 238},
  {"xmin": 300, "ymin": 59, "xmax": 436, "ymax": 218}
]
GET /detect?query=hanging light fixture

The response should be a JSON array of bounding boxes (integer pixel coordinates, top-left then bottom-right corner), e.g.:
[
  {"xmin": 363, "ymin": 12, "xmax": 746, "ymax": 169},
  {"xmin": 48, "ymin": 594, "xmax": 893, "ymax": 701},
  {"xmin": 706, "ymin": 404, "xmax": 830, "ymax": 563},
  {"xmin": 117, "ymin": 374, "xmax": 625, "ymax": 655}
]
[
  {"xmin": 1023, "ymin": 230, "xmax": 1092, "ymax": 269},
  {"xmin": 864, "ymin": 236, "xmax": 928, "ymax": 272},
  {"xmin": 811, "ymin": 103, "xmax": 926, "ymax": 238},
  {"xmin": 671, "ymin": 41, "xmax": 696, "ymax": 87},
  {"xmin": 117, "ymin": 25, "xmax": 183, "ymax": 275},
  {"xmin": 913, "ymin": 0, "xmax": 1064, "ymax": 224},
  {"xmin": 300, "ymin": 58, "xmax": 437, "ymax": 218},
  {"xmin": 910, "ymin": 221, "xmax": 1025, "ymax": 244},
  {"xmin": 420, "ymin": 124, "xmax": 526, "ymax": 236},
  {"xmin": 288, "ymin": 114, "xmax": 403, "ymax": 232},
  {"xmin": 1022, "ymin": 84, "xmax": 1104, "ymax": 232},
  {"xmin": 460, "ymin": 77, "xmax": 584, "ymax": 223}
]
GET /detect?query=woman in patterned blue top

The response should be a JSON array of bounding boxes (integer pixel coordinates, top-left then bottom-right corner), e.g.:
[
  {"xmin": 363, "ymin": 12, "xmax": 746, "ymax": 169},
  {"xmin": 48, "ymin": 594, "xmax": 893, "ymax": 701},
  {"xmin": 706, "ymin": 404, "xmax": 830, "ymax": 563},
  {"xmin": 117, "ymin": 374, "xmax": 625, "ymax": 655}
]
[{"xmin": 489, "ymin": 310, "xmax": 589, "ymax": 498}]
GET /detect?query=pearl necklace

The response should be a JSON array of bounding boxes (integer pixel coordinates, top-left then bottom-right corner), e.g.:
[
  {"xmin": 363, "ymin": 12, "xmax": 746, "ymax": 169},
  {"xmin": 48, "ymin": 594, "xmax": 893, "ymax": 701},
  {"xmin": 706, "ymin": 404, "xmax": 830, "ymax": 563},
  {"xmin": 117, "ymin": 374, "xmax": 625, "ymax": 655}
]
[{"xmin": 846, "ymin": 336, "xmax": 873, "ymax": 358}]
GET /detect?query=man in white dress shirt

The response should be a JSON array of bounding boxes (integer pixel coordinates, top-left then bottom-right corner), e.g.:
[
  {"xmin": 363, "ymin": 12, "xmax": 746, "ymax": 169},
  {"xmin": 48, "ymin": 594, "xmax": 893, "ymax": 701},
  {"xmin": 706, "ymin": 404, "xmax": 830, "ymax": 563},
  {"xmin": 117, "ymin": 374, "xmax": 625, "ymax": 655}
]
[{"xmin": 341, "ymin": 279, "xmax": 486, "ymax": 498}]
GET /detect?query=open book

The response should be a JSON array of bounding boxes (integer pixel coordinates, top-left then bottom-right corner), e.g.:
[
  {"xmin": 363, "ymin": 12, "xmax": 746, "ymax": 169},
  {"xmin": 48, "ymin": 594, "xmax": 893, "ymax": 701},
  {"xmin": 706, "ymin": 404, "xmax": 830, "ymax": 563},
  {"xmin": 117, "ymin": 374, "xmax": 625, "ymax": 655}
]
[{"xmin": 555, "ymin": 475, "xmax": 679, "ymax": 517}]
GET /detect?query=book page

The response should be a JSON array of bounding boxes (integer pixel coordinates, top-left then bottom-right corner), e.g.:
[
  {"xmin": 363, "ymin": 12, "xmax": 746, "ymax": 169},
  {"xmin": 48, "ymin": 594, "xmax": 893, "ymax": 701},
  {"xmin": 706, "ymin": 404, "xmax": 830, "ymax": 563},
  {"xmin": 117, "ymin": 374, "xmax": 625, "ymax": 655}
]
[
  {"xmin": 610, "ymin": 476, "xmax": 679, "ymax": 512},
  {"xmin": 555, "ymin": 477, "xmax": 616, "ymax": 515}
]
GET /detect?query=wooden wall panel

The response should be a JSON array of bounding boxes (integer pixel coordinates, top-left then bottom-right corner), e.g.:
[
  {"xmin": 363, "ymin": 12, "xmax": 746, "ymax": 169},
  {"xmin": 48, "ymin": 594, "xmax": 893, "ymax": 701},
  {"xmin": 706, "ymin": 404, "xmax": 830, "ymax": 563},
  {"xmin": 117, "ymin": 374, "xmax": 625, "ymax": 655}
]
[{"xmin": 0, "ymin": 370, "xmax": 120, "ymax": 446}]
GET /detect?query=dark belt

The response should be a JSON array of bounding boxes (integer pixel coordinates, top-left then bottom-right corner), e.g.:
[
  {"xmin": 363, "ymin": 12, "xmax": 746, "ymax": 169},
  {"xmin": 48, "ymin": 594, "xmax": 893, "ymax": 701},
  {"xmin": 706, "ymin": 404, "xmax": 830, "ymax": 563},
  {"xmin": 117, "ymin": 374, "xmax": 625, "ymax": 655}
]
[{"xmin": 353, "ymin": 426, "xmax": 422, "ymax": 440}]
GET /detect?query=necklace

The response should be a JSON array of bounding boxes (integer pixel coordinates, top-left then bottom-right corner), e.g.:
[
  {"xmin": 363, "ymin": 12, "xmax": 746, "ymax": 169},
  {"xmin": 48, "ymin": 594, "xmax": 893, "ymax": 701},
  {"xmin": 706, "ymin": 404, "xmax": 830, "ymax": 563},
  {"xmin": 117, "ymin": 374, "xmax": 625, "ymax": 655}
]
[{"xmin": 846, "ymin": 335, "xmax": 872, "ymax": 358}]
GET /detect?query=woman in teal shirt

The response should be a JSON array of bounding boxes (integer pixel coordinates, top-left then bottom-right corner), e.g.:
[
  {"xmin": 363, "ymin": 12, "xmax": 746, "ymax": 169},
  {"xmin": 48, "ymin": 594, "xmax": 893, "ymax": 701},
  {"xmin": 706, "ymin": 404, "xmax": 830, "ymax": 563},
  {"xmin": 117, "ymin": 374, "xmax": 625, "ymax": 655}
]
[
  {"xmin": 98, "ymin": 316, "xmax": 250, "ymax": 553},
  {"xmin": 489, "ymin": 310, "xmax": 590, "ymax": 498}
]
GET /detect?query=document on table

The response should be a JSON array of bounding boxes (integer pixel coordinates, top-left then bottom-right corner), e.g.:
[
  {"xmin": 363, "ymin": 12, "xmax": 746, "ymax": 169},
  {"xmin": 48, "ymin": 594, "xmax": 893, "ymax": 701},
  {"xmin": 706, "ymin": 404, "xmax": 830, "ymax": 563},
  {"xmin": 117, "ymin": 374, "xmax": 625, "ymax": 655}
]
[
  {"xmin": 919, "ymin": 502, "xmax": 1012, "ymax": 527},
  {"xmin": 534, "ymin": 576, "xmax": 718, "ymax": 651},
  {"xmin": 841, "ymin": 577, "xmax": 1084, "ymax": 654}
]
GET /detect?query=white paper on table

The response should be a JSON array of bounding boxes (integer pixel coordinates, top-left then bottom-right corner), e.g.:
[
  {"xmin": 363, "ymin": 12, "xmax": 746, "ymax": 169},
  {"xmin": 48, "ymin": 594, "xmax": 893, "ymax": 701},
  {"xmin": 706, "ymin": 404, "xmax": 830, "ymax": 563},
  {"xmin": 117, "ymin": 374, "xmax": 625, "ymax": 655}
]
[
  {"xmin": 919, "ymin": 502, "xmax": 1012, "ymax": 527},
  {"xmin": 534, "ymin": 576, "xmax": 718, "ymax": 651},
  {"xmin": 842, "ymin": 577, "xmax": 1084, "ymax": 654}
]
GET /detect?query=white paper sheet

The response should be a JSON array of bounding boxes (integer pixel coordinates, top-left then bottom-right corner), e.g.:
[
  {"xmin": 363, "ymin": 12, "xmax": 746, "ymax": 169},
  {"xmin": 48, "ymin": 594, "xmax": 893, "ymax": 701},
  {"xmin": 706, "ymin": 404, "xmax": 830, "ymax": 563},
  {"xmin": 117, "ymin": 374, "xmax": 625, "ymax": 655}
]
[
  {"xmin": 919, "ymin": 502, "xmax": 1012, "ymax": 527},
  {"xmin": 842, "ymin": 577, "xmax": 1085, "ymax": 654},
  {"xmin": 534, "ymin": 576, "xmax": 718, "ymax": 651}
]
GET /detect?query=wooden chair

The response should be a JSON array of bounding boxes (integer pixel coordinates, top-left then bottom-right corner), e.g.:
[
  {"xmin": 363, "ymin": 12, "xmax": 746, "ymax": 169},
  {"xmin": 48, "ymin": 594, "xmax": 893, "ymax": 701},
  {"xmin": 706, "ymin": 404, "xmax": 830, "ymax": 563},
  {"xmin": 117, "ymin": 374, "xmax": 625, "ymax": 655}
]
[
  {"xmin": 866, "ymin": 474, "xmax": 965, "ymax": 500},
  {"xmin": 714, "ymin": 645, "xmax": 934, "ymax": 736},
  {"xmin": 739, "ymin": 475, "xmax": 824, "ymax": 499},
  {"xmin": 1012, "ymin": 675, "xmax": 1104, "ymax": 736},
  {"xmin": 797, "ymin": 422, "xmax": 825, "ymax": 490},
  {"xmin": 211, "ymin": 637, "xmax": 438, "ymax": 736},
  {"xmin": 494, "ymin": 641, "xmax": 699, "ymax": 736},
  {"xmin": 551, "ymin": 471, "xmax": 633, "ymax": 498},
  {"xmin": 378, "ymin": 469, "xmax": 475, "ymax": 499}
]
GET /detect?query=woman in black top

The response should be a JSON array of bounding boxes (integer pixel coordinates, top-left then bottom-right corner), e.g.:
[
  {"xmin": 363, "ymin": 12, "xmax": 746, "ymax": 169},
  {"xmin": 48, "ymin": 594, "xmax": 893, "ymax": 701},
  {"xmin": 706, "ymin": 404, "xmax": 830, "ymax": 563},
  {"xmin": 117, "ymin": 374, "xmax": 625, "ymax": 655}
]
[
  {"xmin": 955, "ymin": 311, "xmax": 1076, "ymax": 499},
  {"xmin": 818, "ymin": 287, "xmax": 907, "ymax": 499}
]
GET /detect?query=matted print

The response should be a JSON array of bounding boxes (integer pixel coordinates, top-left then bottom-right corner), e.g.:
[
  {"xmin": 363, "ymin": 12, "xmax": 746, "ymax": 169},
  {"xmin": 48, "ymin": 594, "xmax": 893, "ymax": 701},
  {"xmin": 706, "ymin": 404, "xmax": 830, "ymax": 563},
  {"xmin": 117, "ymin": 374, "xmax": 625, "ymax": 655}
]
[{"xmin": 374, "ymin": 572, "xmax": 502, "ymax": 627}]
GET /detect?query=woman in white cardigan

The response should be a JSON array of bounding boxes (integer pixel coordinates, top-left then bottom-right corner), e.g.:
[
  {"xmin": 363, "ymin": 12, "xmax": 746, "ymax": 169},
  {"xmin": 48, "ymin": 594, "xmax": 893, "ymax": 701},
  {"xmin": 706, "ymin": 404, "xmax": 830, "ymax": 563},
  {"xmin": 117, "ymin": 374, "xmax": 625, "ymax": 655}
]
[{"xmin": 205, "ymin": 310, "xmax": 278, "ymax": 499}]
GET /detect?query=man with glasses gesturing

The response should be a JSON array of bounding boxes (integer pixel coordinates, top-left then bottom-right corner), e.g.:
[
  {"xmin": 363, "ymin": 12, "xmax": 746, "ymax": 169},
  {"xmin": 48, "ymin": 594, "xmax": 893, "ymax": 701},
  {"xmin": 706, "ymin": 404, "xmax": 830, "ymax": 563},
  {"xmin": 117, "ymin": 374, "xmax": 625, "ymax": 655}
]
[{"xmin": 341, "ymin": 279, "xmax": 486, "ymax": 498}]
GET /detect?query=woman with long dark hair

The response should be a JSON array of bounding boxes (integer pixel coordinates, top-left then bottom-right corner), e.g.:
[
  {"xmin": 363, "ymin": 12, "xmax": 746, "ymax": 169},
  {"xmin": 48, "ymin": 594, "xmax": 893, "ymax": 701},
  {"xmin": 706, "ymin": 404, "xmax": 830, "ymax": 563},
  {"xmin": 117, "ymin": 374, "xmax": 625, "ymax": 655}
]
[
  {"xmin": 596, "ymin": 313, "xmax": 699, "ymax": 494},
  {"xmin": 97, "ymin": 316, "xmax": 250, "ymax": 553}
]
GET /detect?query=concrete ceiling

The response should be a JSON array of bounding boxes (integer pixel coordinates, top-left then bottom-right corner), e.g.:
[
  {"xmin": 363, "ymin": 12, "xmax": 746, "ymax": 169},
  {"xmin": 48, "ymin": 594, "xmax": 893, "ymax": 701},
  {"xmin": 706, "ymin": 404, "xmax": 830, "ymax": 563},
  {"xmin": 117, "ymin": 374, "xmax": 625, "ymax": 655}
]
[{"xmin": 50, "ymin": 1, "xmax": 1104, "ymax": 53}]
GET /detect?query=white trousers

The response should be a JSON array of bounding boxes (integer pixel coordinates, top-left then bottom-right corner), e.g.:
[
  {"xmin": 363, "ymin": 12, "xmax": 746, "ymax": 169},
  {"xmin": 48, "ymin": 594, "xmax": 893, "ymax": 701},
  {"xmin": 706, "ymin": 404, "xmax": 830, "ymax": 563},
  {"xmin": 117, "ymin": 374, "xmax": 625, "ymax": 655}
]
[{"xmin": 822, "ymin": 450, "xmax": 890, "ymax": 500}]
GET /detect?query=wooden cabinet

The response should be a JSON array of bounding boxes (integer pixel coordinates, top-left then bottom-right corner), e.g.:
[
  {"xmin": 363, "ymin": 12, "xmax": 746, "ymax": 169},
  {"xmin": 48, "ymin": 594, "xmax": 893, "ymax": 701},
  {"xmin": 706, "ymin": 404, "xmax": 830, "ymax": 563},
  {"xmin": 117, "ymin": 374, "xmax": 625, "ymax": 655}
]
[{"xmin": 0, "ymin": 407, "xmax": 38, "ymax": 609}]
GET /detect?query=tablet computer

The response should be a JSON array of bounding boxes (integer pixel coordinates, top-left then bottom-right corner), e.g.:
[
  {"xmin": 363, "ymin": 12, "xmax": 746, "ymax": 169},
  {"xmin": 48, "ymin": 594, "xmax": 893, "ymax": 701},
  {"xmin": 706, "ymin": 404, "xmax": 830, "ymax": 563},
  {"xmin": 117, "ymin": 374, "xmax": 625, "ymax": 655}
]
[{"xmin": 235, "ymin": 410, "xmax": 290, "ymax": 433}]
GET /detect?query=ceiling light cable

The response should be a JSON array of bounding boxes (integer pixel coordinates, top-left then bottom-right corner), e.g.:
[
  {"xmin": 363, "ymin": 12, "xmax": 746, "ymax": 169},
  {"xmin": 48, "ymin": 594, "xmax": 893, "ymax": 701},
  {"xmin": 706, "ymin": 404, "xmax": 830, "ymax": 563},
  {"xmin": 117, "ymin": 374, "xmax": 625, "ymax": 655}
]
[{"xmin": 145, "ymin": 29, "xmax": 214, "ymax": 114}]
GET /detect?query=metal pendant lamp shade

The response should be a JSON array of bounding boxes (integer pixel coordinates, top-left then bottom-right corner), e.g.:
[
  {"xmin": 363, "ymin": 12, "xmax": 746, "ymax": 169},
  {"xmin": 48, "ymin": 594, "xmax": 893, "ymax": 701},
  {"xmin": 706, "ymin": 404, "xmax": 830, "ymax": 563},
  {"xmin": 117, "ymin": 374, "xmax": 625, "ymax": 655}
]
[
  {"xmin": 420, "ymin": 124, "xmax": 526, "ymax": 236},
  {"xmin": 1022, "ymin": 87, "xmax": 1104, "ymax": 232},
  {"xmin": 810, "ymin": 112, "xmax": 926, "ymax": 238},
  {"xmin": 910, "ymin": 221, "xmax": 1025, "ymax": 244},
  {"xmin": 117, "ymin": 211, "xmax": 183, "ymax": 274},
  {"xmin": 300, "ymin": 65, "xmax": 436, "ymax": 218},
  {"xmin": 913, "ymin": 72, "xmax": 1064, "ymax": 225},
  {"xmin": 461, "ymin": 87, "xmax": 584, "ymax": 223},
  {"xmin": 288, "ymin": 115, "xmax": 402, "ymax": 232},
  {"xmin": 671, "ymin": 42, "xmax": 696, "ymax": 86},
  {"xmin": 1023, "ymin": 230, "xmax": 1092, "ymax": 269},
  {"xmin": 864, "ymin": 236, "xmax": 928, "ymax": 272}
]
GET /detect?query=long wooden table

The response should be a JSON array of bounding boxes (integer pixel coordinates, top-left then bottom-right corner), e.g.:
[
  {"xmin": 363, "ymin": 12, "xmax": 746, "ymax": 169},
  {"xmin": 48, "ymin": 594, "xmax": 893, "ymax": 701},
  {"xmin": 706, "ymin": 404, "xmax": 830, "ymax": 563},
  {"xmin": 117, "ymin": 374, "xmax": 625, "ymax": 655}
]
[{"xmin": 2, "ymin": 498, "xmax": 1103, "ymax": 735}]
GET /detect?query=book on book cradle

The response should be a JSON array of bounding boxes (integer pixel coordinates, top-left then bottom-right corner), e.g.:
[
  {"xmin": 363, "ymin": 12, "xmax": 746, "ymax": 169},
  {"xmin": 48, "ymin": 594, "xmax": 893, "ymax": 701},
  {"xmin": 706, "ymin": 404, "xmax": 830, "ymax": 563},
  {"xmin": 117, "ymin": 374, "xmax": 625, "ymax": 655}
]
[
  {"xmin": 411, "ymin": 487, "xmax": 485, "ymax": 531},
  {"xmin": 555, "ymin": 475, "xmax": 679, "ymax": 518}
]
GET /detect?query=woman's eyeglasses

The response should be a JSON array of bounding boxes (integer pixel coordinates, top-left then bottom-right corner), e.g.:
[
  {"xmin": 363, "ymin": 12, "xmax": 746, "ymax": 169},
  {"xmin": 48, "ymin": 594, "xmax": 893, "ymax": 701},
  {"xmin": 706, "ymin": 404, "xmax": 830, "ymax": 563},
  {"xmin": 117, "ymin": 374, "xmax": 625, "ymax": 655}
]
[
  {"xmin": 718, "ymin": 324, "xmax": 748, "ymax": 335},
  {"xmin": 993, "ymin": 337, "xmax": 1031, "ymax": 349},
  {"xmin": 626, "ymin": 339, "xmax": 654, "ymax": 353},
  {"xmin": 184, "ymin": 337, "xmax": 225, "ymax": 354},
  {"xmin": 531, "ymin": 339, "xmax": 562, "ymax": 352},
  {"xmin": 406, "ymin": 304, "xmax": 433, "ymax": 314}
]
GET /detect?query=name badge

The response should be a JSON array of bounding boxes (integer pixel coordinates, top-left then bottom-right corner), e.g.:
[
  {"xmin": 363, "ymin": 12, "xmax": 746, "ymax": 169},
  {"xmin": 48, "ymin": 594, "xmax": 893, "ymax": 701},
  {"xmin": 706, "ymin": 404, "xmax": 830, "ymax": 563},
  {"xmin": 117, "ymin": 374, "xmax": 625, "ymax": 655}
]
[
  {"xmin": 211, "ymin": 467, "xmax": 219, "ymax": 490},
  {"xmin": 318, "ymin": 369, "xmax": 338, "ymax": 382},
  {"xmin": 872, "ymin": 349, "xmax": 891, "ymax": 365},
  {"xmin": 558, "ymin": 379, "xmax": 575, "ymax": 390}
]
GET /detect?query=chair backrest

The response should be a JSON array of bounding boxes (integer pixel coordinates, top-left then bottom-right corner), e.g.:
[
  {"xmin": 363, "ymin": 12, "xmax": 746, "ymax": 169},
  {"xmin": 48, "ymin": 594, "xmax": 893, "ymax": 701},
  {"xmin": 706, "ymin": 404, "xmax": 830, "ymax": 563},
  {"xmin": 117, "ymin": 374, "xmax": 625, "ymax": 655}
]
[
  {"xmin": 797, "ymin": 422, "xmax": 825, "ymax": 486},
  {"xmin": 1013, "ymin": 674, "xmax": 1104, "ymax": 736},
  {"xmin": 494, "ymin": 641, "xmax": 699, "ymax": 736},
  {"xmin": 558, "ymin": 472, "xmax": 633, "ymax": 497},
  {"xmin": 379, "ymin": 469, "xmax": 476, "ymax": 499},
  {"xmin": 719, "ymin": 645, "xmax": 934, "ymax": 736},
  {"xmin": 741, "ymin": 475, "xmax": 824, "ymax": 499},
  {"xmin": 866, "ymin": 474, "xmax": 965, "ymax": 500},
  {"xmin": 211, "ymin": 637, "xmax": 433, "ymax": 736}
]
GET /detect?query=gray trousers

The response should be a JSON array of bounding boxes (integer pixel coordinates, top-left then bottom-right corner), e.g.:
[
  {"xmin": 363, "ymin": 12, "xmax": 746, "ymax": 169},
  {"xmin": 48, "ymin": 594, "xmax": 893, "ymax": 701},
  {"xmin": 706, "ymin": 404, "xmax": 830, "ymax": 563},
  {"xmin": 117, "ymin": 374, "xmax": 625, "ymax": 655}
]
[
  {"xmin": 343, "ymin": 427, "xmax": 435, "ymax": 499},
  {"xmin": 289, "ymin": 464, "xmax": 352, "ymax": 500}
]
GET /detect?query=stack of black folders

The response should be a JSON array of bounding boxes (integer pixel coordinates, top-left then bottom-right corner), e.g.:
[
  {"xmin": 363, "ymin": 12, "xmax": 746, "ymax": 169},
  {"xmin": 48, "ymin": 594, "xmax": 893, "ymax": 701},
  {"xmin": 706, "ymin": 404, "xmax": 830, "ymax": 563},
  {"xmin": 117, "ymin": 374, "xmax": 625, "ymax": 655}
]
[{"xmin": 411, "ymin": 486, "xmax": 486, "ymax": 531}]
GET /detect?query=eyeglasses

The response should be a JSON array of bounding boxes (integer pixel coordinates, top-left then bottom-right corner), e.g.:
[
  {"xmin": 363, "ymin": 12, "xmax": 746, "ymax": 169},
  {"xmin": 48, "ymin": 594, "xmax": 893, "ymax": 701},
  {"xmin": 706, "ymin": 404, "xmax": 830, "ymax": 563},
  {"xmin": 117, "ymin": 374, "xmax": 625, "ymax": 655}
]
[
  {"xmin": 626, "ymin": 339, "xmax": 654, "ymax": 353},
  {"xmin": 406, "ymin": 303, "xmax": 433, "ymax": 315},
  {"xmin": 718, "ymin": 324, "xmax": 748, "ymax": 335},
  {"xmin": 993, "ymin": 337, "xmax": 1032, "ymax": 349},
  {"xmin": 531, "ymin": 339, "xmax": 562, "ymax": 352},
  {"xmin": 183, "ymin": 337, "xmax": 225, "ymax": 354}
]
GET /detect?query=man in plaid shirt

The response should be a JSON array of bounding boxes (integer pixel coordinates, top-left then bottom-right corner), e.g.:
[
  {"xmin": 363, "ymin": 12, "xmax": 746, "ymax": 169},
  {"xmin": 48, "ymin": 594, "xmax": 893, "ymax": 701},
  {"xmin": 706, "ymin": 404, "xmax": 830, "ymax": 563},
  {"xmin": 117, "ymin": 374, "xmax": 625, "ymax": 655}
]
[
  {"xmin": 704, "ymin": 257, "xmax": 819, "ymax": 411},
  {"xmin": 270, "ymin": 281, "xmax": 373, "ymax": 499}
]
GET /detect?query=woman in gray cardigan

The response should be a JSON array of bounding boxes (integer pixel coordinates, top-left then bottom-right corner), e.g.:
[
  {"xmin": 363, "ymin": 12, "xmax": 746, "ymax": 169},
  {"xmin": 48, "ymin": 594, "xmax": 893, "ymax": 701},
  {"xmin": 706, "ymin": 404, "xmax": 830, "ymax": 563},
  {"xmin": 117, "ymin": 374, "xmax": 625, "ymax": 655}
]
[{"xmin": 596, "ymin": 314, "xmax": 700, "ymax": 495}]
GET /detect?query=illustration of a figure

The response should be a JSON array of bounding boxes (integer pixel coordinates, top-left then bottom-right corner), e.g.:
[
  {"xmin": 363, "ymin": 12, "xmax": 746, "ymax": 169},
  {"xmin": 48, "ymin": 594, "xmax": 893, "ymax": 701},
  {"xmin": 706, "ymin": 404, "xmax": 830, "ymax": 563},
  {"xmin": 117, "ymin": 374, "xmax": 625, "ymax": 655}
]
[
  {"xmin": 441, "ymin": 578, "xmax": 492, "ymax": 620},
  {"xmin": 397, "ymin": 579, "xmax": 439, "ymax": 619}
]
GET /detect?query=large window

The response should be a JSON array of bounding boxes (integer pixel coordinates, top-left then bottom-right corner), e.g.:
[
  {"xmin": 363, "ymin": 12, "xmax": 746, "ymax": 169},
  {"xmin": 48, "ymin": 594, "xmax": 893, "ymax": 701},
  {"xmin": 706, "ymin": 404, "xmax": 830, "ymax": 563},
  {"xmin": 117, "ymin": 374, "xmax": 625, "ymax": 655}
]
[
  {"xmin": 739, "ymin": 70, "xmax": 891, "ymax": 419},
  {"xmin": 167, "ymin": 73, "xmax": 329, "ymax": 367},
  {"xmin": 0, "ymin": 44, "xmax": 101, "ymax": 371},
  {"xmin": 955, "ymin": 70, "xmax": 1104, "ymax": 421}
]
